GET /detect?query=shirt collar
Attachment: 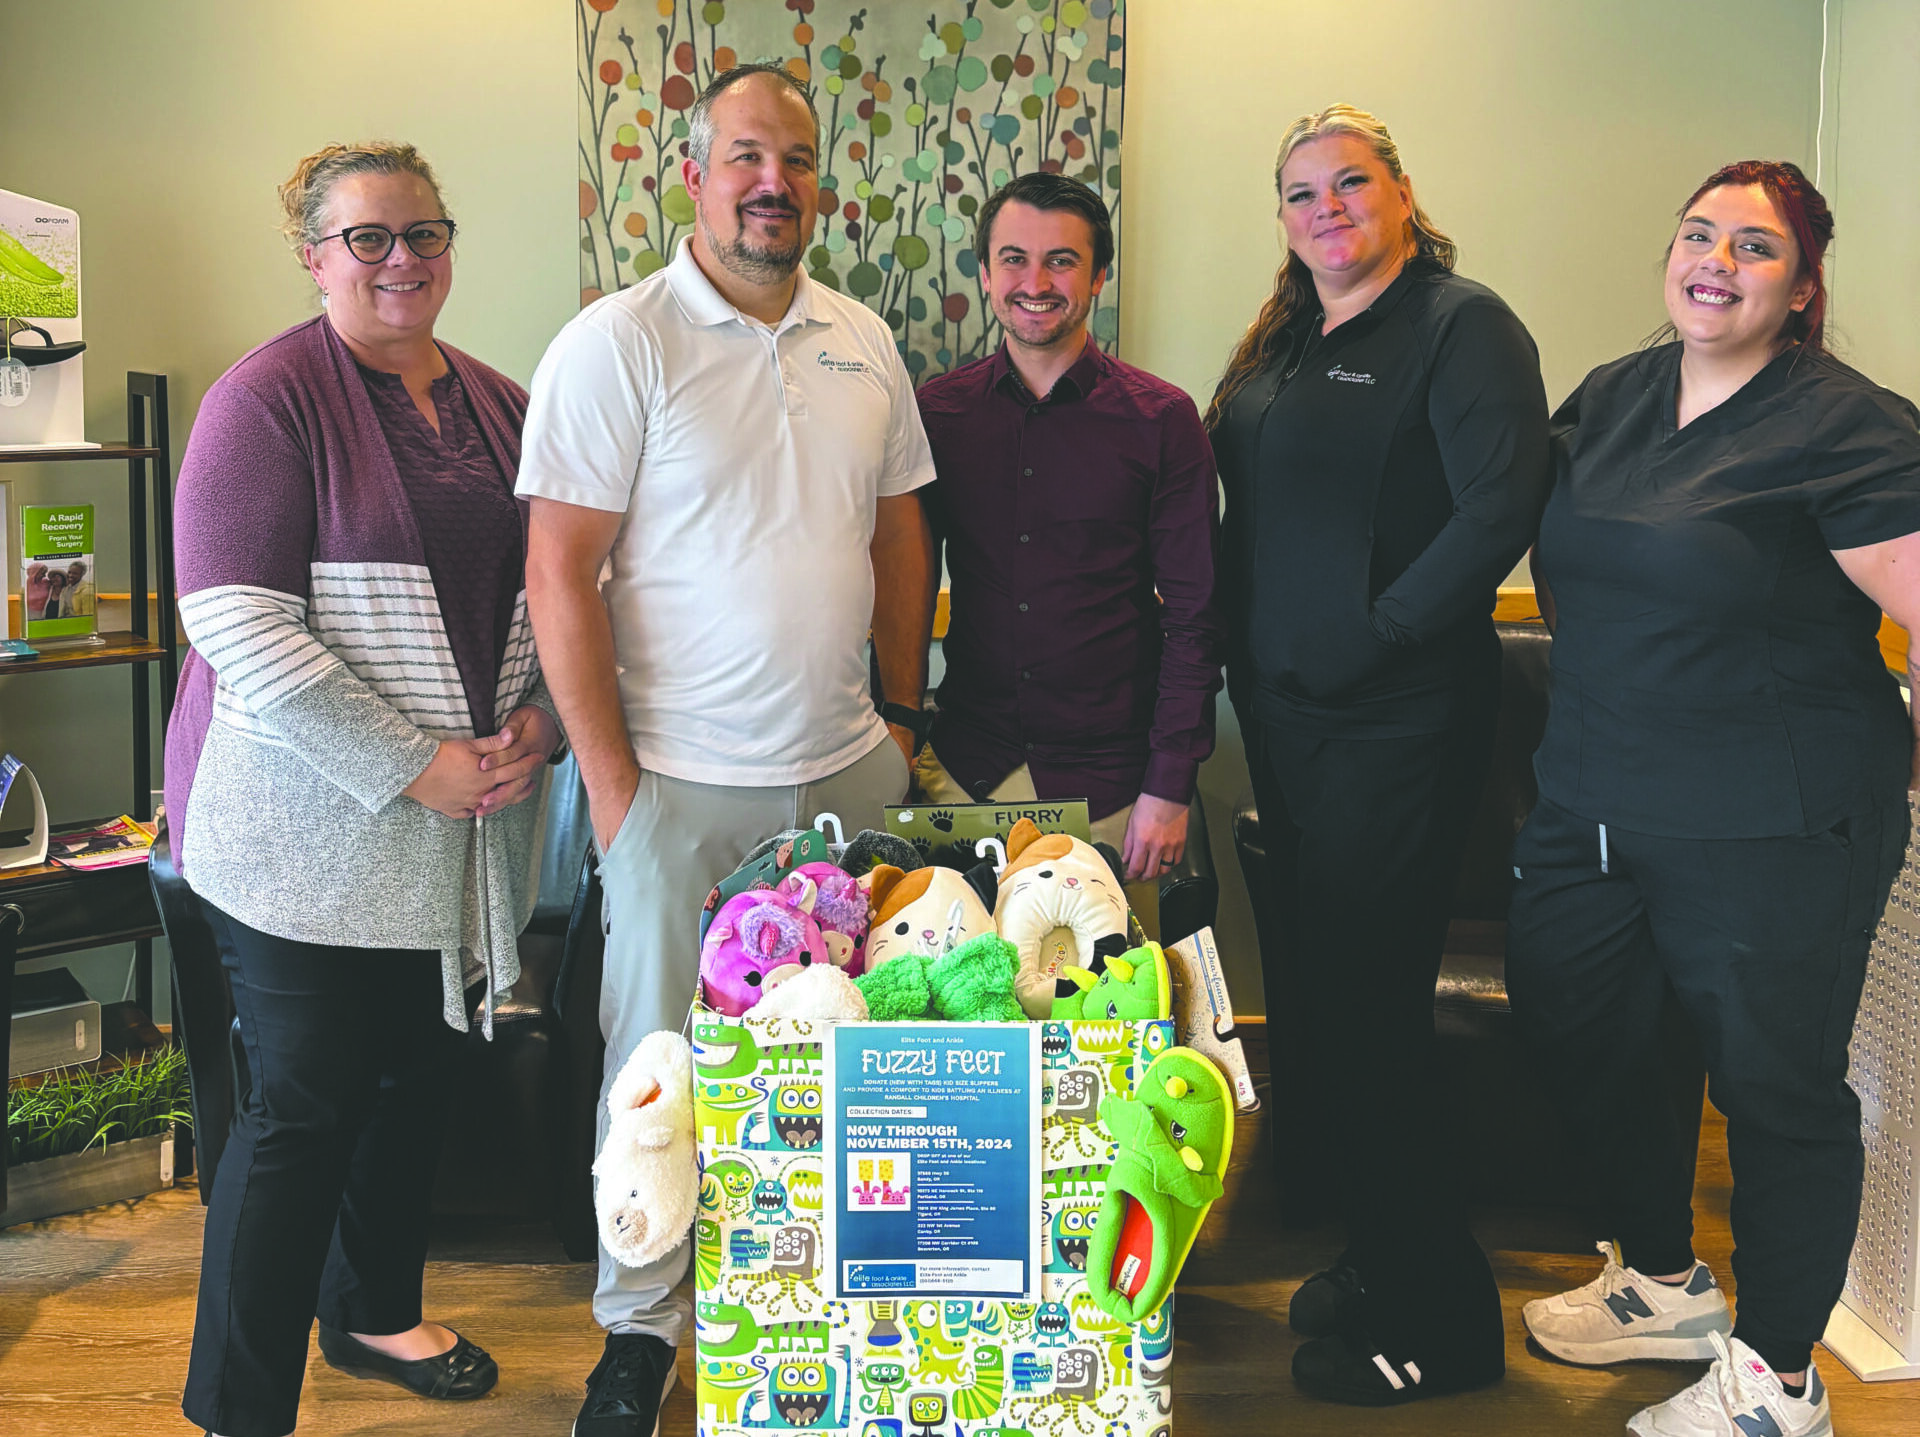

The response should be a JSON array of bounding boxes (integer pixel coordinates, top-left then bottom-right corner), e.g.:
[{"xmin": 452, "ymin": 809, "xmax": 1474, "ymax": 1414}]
[
  {"xmin": 988, "ymin": 333, "xmax": 1105, "ymax": 403},
  {"xmin": 1300, "ymin": 255, "xmax": 1436, "ymax": 340},
  {"xmin": 665, "ymin": 235, "xmax": 825, "ymax": 332}
]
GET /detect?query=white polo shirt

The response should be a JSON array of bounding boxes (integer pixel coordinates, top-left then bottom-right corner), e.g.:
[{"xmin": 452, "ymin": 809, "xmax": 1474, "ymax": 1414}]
[{"xmin": 516, "ymin": 238, "xmax": 936, "ymax": 787}]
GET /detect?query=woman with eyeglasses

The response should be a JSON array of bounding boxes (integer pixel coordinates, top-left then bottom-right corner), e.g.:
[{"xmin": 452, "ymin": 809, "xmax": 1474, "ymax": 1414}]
[{"xmin": 167, "ymin": 141, "xmax": 560, "ymax": 1437}]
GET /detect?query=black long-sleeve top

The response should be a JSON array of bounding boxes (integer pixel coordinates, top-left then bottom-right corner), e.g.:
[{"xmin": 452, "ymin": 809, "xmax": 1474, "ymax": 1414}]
[{"xmin": 1213, "ymin": 260, "xmax": 1551, "ymax": 735}]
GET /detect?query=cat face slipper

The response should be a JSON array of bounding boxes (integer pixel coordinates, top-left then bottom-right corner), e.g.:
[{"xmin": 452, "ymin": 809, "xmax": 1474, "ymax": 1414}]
[
  {"xmin": 993, "ymin": 818, "xmax": 1131, "ymax": 1019},
  {"xmin": 1085, "ymin": 1046, "xmax": 1235, "ymax": 1323}
]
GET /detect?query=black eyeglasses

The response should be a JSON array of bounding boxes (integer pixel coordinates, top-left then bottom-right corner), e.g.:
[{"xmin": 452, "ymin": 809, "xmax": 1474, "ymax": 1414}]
[{"xmin": 317, "ymin": 220, "xmax": 456, "ymax": 263}]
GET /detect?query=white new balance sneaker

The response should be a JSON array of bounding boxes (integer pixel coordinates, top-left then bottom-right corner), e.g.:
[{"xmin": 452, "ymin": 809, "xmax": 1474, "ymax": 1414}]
[
  {"xmin": 1627, "ymin": 1332, "xmax": 1832, "ymax": 1437},
  {"xmin": 1524, "ymin": 1241, "xmax": 1731, "ymax": 1364}
]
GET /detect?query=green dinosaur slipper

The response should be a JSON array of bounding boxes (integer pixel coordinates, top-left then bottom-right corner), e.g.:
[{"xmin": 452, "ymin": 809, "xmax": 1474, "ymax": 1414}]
[
  {"xmin": 1050, "ymin": 941, "xmax": 1172, "ymax": 1022},
  {"xmin": 1085, "ymin": 1045, "xmax": 1234, "ymax": 1323}
]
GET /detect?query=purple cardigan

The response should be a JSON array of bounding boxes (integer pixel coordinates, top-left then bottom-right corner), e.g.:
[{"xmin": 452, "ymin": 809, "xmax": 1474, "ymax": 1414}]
[{"xmin": 164, "ymin": 316, "xmax": 545, "ymax": 1031}]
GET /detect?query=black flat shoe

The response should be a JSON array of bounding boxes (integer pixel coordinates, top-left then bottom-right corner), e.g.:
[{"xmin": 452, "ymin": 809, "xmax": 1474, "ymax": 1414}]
[
  {"xmin": 316, "ymin": 1324, "xmax": 498, "ymax": 1400},
  {"xmin": 1289, "ymin": 1262, "xmax": 1368, "ymax": 1337}
]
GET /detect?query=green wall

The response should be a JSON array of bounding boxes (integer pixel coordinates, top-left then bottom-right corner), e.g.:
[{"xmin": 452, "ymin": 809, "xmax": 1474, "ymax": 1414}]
[
  {"xmin": 0, "ymin": 0, "xmax": 576, "ymax": 1016},
  {"xmin": 0, "ymin": 1, "xmax": 1840, "ymax": 1018},
  {"xmin": 1831, "ymin": 0, "xmax": 1920, "ymax": 400}
]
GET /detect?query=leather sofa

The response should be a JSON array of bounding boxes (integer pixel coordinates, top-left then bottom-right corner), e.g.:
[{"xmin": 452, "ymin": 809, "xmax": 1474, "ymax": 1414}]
[{"xmin": 1231, "ymin": 621, "xmax": 1707, "ymax": 1217}]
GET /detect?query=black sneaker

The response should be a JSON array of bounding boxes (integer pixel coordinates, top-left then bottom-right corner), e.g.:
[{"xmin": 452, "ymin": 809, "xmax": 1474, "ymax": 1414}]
[
  {"xmin": 1289, "ymin": 1262, "xmax": 1367, "ymax": 1337},
  {"xmin": 1292, "ymin": 1329, "xmax": 1503, "ymax": 1406},
  {"xmin": 574, "ymin": 1333, "xmax": 677, "ymax": 1437}
]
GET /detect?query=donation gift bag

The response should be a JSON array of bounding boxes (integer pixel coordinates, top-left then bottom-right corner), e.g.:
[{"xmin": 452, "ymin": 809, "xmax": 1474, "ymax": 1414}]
[{"xmin": 693, "ymin": 1010, "xmax": 1177, "ymax": 1437}]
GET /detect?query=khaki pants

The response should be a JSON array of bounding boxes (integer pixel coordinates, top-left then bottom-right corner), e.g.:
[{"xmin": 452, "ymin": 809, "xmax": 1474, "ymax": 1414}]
[
  {"xmin": 912, "ymin": 746, "xmax": 1160, "ymax": 929},
  {"xmin": 592, "ymin": 735, "xmax": 910, "ymax": 1338}
]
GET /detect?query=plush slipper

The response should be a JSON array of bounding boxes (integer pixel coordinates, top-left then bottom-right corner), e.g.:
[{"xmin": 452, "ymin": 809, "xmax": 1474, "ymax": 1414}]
[
  {"xmin": 928, "ymin": 933, "xmax": 1026, "ymax": 1022},
  {"xmin": 1050, "ymin": 941, "xmax": 1171, "ymax": 1022},
  {"xmin": 750, "ymin": 961, "xmax": 869, "ymax": 1021},
  {"xmin": 841, "ymin": 827, "xmax": 923, "ymax": 876},
  {"xmin": 1291, "ymin": 1329, "xmax": 1502, "ymax": 1406},
  {"xmin": 1084, "ymin": 1046, "xmax": 1234, "ymax": 1323},
  {"xmin": 855, "ymin": 950, "xmax": 933, "ymax": 1021},
  {"xmin": 593, "ymin": 1031, "xmax": 697, "ymax": 1267},
  {"xmin": 993, "ymin": 818, "xmax": 1132, "ymax": 1018}
]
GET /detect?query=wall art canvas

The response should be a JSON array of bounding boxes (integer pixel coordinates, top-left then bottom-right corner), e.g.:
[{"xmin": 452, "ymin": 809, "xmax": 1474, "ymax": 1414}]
[{"xmin": 577, "ymin": 0, "xmax": 1126, "ymax": 380}]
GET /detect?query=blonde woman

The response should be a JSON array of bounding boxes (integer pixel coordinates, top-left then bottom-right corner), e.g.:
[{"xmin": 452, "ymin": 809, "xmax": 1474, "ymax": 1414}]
[
  {"xmin": 167, "ymin": 142, "xmax": 559, "ymax": 1436},
  {"xmin": 1206, "ymin": 104, "xmax": 1550, "ymax": 1404}
]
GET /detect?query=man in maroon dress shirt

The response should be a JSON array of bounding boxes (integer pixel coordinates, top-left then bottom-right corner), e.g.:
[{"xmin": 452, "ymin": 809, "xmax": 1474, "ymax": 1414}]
[{"xmin": 914, "ymin": 173, "xmax": 1222, "ymax": 881}]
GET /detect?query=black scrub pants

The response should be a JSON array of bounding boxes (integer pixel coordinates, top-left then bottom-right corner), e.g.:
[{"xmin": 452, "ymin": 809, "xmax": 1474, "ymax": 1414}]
[
  {"xmin": 1248, "ymin": 646, "xmax": 1506, "ymax": 1371},
  {"xmin": 1506, "ymin": 793, "xmax": 1907, "ymax": 1376},
  {"xmin": 181, "ymin": 905, "xmax": 465, "ymax": 1437}
]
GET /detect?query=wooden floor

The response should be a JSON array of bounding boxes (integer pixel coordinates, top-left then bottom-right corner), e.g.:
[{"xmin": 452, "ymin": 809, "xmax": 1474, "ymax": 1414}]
[{"xmin": 5, "ymin": 1088, "xmax": 1919, "ymax": 1435}]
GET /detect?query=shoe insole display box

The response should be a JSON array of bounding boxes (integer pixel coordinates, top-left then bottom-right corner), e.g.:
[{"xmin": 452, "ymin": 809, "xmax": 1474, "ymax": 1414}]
[{"xmin": 693, "ymin": 1011, "xmax": 1176, "ymax": 1436}]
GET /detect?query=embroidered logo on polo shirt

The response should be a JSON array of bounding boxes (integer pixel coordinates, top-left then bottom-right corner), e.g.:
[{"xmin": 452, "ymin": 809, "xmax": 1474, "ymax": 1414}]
[
  {"xmin": 1326, "ymin": 364, "xmax": 1376, "ymax": 385},
  {"xmin": 817, "ymin": 350, "xmax": 871, "ymax": 375}
]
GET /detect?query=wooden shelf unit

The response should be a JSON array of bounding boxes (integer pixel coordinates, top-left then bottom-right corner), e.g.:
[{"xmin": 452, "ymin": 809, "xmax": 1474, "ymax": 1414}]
[{"xmin": 0, "ymin": 373, "xmax": 176, "ymax": 1018}]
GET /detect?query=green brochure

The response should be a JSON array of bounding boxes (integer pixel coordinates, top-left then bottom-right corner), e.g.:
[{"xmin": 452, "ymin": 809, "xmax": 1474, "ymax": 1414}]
[{"xmin": 20, "ymin": 503, "xmax": 96, "ymax": 641}]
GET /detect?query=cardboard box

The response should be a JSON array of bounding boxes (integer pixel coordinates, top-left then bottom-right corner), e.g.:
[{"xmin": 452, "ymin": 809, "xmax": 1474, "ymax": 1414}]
[{"xmin": 693, "ymin": 1011, "xmax": 1175, "ymax": 1436}]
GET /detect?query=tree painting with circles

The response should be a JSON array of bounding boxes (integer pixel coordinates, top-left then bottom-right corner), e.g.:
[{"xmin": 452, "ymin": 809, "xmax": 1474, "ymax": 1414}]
[{"xmin": 577, "ymin": 0, "xmax": 1126, "ymax": 380}]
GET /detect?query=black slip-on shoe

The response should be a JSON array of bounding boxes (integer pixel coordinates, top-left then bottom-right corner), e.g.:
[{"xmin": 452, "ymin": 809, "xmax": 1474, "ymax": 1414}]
[
  {"xmin": 1292, "ymin": 1330, "xmax": 1503, "ymax": 1406},
  {"xmin": 574, "ymin": 1332, "xmax": 678, "ymax": 1437},
  {"xmin": 315, "ymin": 1323, "xmax": 498, "ymax": 1400},
  {"xmin": 1289, "ymin": 1262, "xmax": 1368, "ymax": 1338}
]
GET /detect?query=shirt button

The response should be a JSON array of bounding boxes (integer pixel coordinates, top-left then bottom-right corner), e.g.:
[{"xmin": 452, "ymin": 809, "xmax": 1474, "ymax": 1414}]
[
  {"xmin": 1019, "ymin": 533, "xmax": 1030, "ymax": 543},
  {"xmin": 1017, "ymin": 602, "xmax": 1029, "ymax": 613},
  {"xmin": 1021, "ymin": 669, "xmax": 1031, "ymax": 680},
  {"xmin": 1022, "ymin": 467, "xmax": 1033, "ymax": 476},
  {"xmin": 1025, "ymin": 742, "xmax": 1035, "ymax": 752}
]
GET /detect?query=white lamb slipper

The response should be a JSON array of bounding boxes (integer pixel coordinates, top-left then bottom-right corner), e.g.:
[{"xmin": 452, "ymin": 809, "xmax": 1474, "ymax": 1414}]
[
  {"xmin": 994, "ymin": 818, "xmax": 1132, "ymax": 1018},
  {"xmin": 594, "ymin": 1029, "xmax": 697, "ymax": 1267},
  {"xmin": 750, "ymin": 960, "xmax": 870, "ymax": 1021}
]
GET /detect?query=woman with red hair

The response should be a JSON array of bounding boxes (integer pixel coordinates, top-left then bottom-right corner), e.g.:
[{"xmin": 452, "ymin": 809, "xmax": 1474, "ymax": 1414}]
[{"xmin": 1510, "ymin": 160, "xmax": 1920, "ymax": 1437}]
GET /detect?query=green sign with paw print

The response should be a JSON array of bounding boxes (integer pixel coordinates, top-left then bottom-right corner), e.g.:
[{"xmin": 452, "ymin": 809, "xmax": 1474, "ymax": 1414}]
[{"xmin": 886, "ymin": 801, "xmax": 1091, "ymax": 869}]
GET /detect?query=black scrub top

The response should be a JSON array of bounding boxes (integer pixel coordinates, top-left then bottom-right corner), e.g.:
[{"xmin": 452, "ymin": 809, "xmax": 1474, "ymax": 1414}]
[
  {"xmin": 1212, "ymin": 261, "xmax": 1550, "ymax": 736},
  {"xmin": 1535, "ymin": 341, "xmax": 1920, "ymax": 838}
]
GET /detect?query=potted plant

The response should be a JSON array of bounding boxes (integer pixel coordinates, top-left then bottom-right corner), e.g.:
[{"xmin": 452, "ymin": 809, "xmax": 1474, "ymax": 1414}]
[{"xmin": 4, "ymin": 1044, "xmax": 192, "ymax": 1226}]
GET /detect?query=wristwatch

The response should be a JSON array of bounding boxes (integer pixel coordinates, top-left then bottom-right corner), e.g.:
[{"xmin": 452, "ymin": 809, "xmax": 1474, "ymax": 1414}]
[{"xmin": 881, "ymin": 702, "xmax": 935, "ymax": 748}]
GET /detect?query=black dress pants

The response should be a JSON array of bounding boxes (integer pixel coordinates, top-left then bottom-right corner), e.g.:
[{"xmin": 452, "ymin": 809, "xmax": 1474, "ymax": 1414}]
[
  {"xmin": 1251, "ymin": 650, "xmax": 1505, "ymax": 1367},
  {"xmin": 181, "ymin": 905, "xmax": 465, "ymax": 1437},
  {"xmin": 1506, "ymin": 794, "xmax": 1907, "ymax": 1375}
]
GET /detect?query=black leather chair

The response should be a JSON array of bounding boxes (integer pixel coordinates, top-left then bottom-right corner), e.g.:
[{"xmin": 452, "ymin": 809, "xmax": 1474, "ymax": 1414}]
[
  {"xmin": 1231, "ymin": 622, "xmax": 1707, "ymax": 1215},
  {"xmin": 155, "ymin": 758, "xmax": 605, "ymax": 1260}
]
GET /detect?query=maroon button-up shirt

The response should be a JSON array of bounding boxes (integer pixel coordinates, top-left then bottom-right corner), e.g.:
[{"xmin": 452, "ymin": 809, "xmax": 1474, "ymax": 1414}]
[{"xmin": 916, "ymin": 340, "xmax": 1223, "ymax": 820}]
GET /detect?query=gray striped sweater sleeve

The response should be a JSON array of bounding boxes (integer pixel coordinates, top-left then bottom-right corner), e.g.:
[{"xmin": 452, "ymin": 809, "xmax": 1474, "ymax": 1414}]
[{"xmin": 179, "ymin": 583, "xmax": 439, "ymax": 812}]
